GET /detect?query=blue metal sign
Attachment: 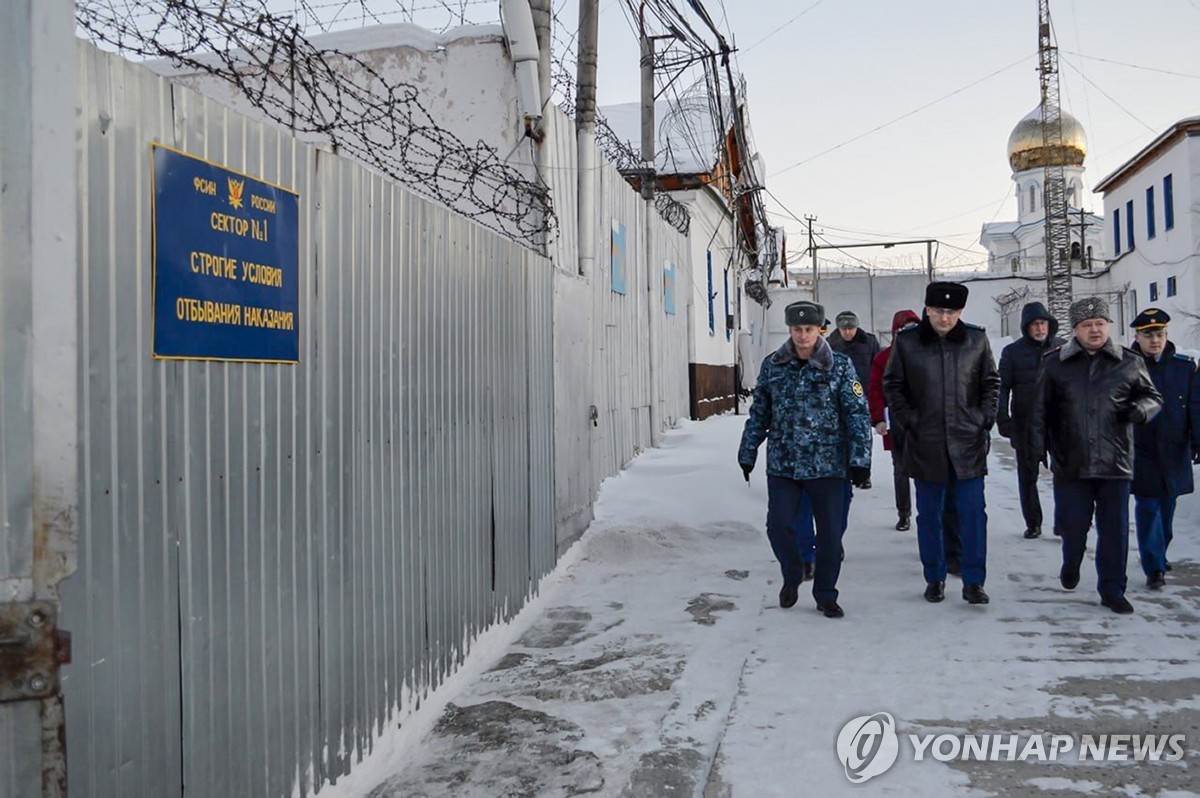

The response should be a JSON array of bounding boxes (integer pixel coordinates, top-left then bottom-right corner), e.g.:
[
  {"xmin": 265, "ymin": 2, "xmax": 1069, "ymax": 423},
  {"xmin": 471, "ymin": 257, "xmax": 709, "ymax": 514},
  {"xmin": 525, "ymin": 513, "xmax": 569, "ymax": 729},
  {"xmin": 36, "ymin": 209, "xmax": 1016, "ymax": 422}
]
[{"xmin": 152, "ymin": 144, "xmax": 300, "ymax": 362}]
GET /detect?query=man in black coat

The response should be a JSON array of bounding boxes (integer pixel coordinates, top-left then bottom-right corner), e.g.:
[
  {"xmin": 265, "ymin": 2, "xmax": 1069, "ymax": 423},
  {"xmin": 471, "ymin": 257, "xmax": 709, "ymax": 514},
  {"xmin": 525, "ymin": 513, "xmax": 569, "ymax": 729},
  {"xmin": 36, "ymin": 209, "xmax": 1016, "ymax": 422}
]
[
  {"xmin": 1027, "ymin": 297, "xmax": 1163, "ymax": 614},
  {"xmin": 828, "ymin": 310, "xmax": 881, "ymax": 385},
  {"xmin": 883, "ymin": 282, "xmax": 1000, "ymax": 606},
  {"xmin": 997, "ymin": 301, "xmax": 1066, "ymax": 539},
  {"xmin": 1128, "ymin": 308, "xmax": 1200, "ymax": 589}
]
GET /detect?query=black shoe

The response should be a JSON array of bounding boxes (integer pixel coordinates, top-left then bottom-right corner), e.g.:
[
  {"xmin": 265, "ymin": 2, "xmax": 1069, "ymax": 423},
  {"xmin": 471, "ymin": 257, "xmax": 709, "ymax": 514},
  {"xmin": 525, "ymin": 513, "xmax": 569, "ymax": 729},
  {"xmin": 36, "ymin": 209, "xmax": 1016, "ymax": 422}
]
[
  {"xmin": 1147, "ymin": 571, "xmax": 1166, "ymax": 590},
  {"xmin": 924, "ymin": 581, "xmax": 945, "ymax": 603},
  {"xmin": 946, "ymin": 560, "xmax": 962, "ymax": 577},
  {"xmin": 895, "ymin": 516, "xmax": 910, "ymax": 531},
  {"xmin": 779, "ymin": 582, "xmax": 799, "ymax": 608},
  {"xmin": 860, "ymin": 479, "xmax": 872, "ymax": 489},
  {"xmin": 1023, "ymin": 526, "xmax": 1042, "ymax": 539},
  {"xmin": 1052, "ymin": 528, "xmax": 1062, "ymax": 537},
  {"xmin": 963, "ymin": 584, "xmax": 990, "ymax": 605},
  {"xmin": 1060, "ymin": 566, "xmax": 1080, "ymax": 590},
  {"xmin": 816, "ymin": 600, "xmax": 844, "ymax": 618},
  {"xmin": 802, "ymin": 561, "xmax": 815, "ymax": 582},
  {"xmin": 1101, "ymin": 595, "xmax": 1134, "ymax": 614}
]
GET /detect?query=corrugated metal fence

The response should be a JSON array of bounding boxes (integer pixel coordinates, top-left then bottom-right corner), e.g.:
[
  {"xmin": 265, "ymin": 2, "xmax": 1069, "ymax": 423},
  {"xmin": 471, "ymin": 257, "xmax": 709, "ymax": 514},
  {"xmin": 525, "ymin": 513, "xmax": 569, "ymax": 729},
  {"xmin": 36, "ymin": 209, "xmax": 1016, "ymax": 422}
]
[{"xmin": 61, "ymin": 43, "xmax": 554, "ymax": 798}]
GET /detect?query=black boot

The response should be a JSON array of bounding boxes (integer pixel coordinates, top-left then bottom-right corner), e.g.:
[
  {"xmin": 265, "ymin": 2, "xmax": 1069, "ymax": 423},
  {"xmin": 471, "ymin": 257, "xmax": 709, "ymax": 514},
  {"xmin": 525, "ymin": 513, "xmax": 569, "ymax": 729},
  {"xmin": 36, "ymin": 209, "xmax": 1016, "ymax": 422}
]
[
  {"xmin": 1023, "ymin": 526, "xmax": 1041, "ymax": 539},
  {"xmin": 1060, "ymin": 565, "xmax": 1080, "ymax": 590},
  {"xmin": 1147, "ymin": 571, "xmax": 1166, "ymax": 589},
  {"xmin": 816, "ymin": 600, "xmax": 844, "ymax": 618},
  {"xmin": 1101, "ymin": 595, "xmax": 1134, "ymax": 614},
  {"xmin": 779, "ymin": 582, "xmax": 799, "ymax": 608},
  {"xmin": 924, "ymin": 581, "xmax": 945, "ymax": 603},
  {"xmin": 895, "ymin": 515, "xmax": 910, "ymax": 531},
  {"xmin": 962, "ymin": 584, "xmax": 990, "ymax": 604}
]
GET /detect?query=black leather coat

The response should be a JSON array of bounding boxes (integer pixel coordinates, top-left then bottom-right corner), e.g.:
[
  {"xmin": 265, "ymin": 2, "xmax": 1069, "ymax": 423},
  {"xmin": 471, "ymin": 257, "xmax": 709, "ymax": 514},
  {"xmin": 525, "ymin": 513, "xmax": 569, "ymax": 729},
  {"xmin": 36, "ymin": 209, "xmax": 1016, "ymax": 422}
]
[
  {"xmin": 882, "ymin": 318, "xmax": 1001, "ymax": 481},
  {"xmin": 1026, "ymin": 336, "xmax": 1163, "ymax": 481},
  {"xmin": 997, "ymin": 302, "xmax": 1065, "ymax": 440},
  {"xmin": 827, "ymin": 328, "xmax": 880, "ymax": 384}
]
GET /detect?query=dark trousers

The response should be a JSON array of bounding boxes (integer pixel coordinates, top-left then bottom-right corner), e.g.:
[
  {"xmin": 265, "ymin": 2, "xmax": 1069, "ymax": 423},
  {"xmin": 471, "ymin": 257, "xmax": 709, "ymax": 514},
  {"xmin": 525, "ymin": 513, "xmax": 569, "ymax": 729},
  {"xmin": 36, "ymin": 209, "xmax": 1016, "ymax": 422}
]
[
  {"xmin": 914, "ymin": 470, "xmax": 987, "ymax": 586},
  {"xmin": 795, "ymin": 480, "xmax": 852, "ymax": 564},
  {"xmin": 1054, "ymin": 478, "xmax": 1130, "ymax": 601},
  {"xmin": 768, "ymin": 476, "xmax": 846, "ymax": 603},
  {"xmin": 942, "ymin": 478, "xmax": 962, "ymax": 565},
  {"xmin": 890, "ymin": 448, "xmax": 911, "ymax": 517},
  {"xmin": 1014, "ymin": 450, "xmax": 1044, "ymax": 530},
  {"xmin": 1134, "ymin": 494, "xmax": 1177, "ymax": 576}
]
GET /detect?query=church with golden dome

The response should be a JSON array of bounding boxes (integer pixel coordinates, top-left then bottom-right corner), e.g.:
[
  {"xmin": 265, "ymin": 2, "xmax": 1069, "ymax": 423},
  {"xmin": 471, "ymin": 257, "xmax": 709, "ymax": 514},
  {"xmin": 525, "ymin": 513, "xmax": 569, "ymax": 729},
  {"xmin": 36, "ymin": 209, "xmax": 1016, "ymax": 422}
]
[{"xmin": 980, "ymin": 104, "xmax": 1107, "ymax": 274}]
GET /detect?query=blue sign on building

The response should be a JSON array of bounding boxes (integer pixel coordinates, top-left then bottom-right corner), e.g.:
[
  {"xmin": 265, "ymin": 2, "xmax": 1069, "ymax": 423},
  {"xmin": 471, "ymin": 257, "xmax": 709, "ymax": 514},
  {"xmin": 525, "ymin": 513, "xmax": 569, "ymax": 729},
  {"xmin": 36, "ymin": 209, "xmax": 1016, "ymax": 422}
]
[{"xmin": 152, "ymin": 143, "xmax": 300, "ymax": 362}]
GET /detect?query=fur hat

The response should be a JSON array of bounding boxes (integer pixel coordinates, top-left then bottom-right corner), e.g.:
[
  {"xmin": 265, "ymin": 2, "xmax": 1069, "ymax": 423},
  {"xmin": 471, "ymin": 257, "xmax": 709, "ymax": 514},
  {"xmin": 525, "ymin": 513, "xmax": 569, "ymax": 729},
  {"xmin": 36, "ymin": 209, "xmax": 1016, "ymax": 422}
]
[
  {"xmin": 924, "ymin": 281, "xmax": 968, "ymax": 310},
  {"xmin": 1068, "ymin": 296, "xmax": 1112, "ymax": 328},
  {"xmin": 785, "ymin": 301, "xmax": 824, "ymax": 327}
]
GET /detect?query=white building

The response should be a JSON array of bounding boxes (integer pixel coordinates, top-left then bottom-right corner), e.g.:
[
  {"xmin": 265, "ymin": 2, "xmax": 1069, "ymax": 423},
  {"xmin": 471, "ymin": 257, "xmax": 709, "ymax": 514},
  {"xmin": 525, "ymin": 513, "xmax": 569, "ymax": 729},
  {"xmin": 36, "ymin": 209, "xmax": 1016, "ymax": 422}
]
[
  {"xmin": 980, "ymin": 104, "xmax": 1106, "ymax": 275},
  {"xmin": 1095, "ymin": 117, "xmax": 1200, "ymax": 352}
]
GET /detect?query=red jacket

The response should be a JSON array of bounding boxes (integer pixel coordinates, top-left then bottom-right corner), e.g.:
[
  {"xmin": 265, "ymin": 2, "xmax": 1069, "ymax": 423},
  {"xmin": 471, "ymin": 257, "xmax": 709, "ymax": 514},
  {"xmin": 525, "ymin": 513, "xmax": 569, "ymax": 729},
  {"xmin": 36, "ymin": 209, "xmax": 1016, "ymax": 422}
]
[{"xmin": 868, "ymin": 309, "xmax": 920, "ymax": 451}]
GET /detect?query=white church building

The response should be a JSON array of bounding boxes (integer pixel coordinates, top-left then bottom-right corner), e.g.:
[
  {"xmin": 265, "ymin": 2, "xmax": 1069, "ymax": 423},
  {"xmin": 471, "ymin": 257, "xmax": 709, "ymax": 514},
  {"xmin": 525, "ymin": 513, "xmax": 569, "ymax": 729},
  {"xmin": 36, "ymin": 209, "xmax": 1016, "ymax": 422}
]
[{"xmin": 980, "ymin": 105, "xmax": 1106, "ymax": 275}]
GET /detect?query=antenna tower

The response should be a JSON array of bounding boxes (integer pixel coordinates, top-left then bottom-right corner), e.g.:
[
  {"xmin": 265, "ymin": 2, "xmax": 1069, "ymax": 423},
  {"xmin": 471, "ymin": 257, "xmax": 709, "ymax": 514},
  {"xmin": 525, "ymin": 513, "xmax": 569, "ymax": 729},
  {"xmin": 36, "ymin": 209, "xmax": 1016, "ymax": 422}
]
[{"xmin": 1039, "ymin": 0, "xmax": 1073, "ymax": 322}]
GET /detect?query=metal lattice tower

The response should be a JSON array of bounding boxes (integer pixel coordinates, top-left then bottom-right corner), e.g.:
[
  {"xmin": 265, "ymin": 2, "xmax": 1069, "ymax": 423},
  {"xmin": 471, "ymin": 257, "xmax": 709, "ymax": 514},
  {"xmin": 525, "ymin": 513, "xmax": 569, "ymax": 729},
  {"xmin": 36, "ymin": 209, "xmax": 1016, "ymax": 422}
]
[{"xmin": 1039, "ymin": 0, "xmax": 1073, "ymax": 322}]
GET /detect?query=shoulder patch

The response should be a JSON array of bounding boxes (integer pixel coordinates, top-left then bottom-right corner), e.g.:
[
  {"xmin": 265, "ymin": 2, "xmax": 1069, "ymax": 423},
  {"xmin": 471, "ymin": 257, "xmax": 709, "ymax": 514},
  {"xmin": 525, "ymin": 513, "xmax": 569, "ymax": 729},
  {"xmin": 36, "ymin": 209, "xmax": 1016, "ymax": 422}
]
[{"xmin": 852, "ymin": 380, "xmax": 864, "ymax": 397}]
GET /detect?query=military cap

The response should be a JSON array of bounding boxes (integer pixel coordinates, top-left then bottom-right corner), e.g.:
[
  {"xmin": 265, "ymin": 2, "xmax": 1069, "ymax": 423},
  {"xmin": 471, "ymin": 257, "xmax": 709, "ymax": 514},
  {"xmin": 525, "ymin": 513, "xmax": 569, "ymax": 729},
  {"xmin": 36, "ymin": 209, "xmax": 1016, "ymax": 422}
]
[
  {"xmin": 924, "ymin": 281, "xmax": 968, "ymax": 310},
  {"xmin": 785, "ymin": 300, "xmax": 825, "ymax": 327},
  {"xmin": 1130, "ymin": 307, "xmax": 1170, "ymax": 331}
]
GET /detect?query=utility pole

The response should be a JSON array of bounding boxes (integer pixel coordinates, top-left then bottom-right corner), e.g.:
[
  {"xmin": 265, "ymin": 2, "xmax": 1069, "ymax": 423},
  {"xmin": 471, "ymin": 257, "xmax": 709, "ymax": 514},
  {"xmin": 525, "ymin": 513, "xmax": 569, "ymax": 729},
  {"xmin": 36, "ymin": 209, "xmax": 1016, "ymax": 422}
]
[
  {"xmin": 1038, "ymin": 0, "xmax": 1073, "ymax": 324},
  {"xmin": 926, "ymin": 239, "xmax": 934, "ymax": 283},
  {"xmin": 805, "ymin": 214, "xmax": 817, "ymax": 300},
  {"xmin": 575, "ymin": 0, "xmax": 598, "ymax": 277},
  {"xmin": 639, "ymin": 1, "xmax": 660, "ymax": 444}
]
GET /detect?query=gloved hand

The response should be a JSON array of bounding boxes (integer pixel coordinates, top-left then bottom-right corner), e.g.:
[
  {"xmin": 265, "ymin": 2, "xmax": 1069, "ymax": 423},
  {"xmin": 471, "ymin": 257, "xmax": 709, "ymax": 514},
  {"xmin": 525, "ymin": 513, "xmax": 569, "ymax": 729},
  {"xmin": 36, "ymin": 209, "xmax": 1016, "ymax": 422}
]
[
  {"xmin": 849, "ymin": 466, "xmax": 871, "ymax": 489},
  {"xmin": 997, "ymin": 418, "xmax": 1013, "ymax": 439},
  {"xmin": 741, "ymin": 463, "xmax": 753, "ymax": 483}
]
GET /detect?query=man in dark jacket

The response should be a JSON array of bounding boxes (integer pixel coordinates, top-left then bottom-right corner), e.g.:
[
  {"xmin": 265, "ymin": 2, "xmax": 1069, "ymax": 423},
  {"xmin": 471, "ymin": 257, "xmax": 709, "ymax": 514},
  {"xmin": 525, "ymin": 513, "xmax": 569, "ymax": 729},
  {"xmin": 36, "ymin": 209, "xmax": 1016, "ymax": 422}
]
[
  {"xmin": 997, "ymin": 301, "xmax": 1066, "ymax": 539},
  {"xmin": 739, "ymin": 300, "xmax": 872, "ymax": 619},
  {"xmin": 828, "ymin": 310, "xmax": 881, "ymax": 385},
  {"xmin": 1027, "ymin": 297, "xmax": 1163, "ymax": 614},
  {"xmin": 1128, "ymin": 308, "xmax": 1200, "ymax": 589},
  {"xmin": 869, "ymin": 309, "xmax": 920, "ymax": 529},
  {"xmin": 883, "ymin": 282, "xmax": 1000, "ymax": 606}
]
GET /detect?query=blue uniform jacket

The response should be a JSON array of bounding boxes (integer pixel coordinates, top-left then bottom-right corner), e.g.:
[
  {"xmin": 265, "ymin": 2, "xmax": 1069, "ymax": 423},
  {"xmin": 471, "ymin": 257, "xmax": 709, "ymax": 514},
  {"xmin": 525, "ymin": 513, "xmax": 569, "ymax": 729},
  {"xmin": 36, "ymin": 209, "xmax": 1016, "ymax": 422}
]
[
  {"xmin": 738, "ymin": 337, "xmax": 872, "ymax": 480},
  {"xmin": 1132, "ymin": 342, "xmax": 1200, "ymax": 498}
]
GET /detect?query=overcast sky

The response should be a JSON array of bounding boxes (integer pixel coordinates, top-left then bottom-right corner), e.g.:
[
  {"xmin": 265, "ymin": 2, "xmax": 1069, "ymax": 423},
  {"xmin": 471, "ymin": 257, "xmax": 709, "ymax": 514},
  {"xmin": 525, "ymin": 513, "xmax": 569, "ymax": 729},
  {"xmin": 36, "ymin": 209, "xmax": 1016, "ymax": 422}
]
[{"xmin": 593, "ymin": 0, "xmax": 1200, "ymax": 270}]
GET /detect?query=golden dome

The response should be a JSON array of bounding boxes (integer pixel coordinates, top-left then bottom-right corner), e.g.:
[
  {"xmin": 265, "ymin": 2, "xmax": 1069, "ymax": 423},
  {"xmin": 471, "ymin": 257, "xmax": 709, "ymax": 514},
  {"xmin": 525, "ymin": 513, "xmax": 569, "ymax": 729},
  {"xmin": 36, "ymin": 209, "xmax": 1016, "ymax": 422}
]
[{"xmin": 1007, "ymin": 105, "xmax": 1087, "ymax": 172}]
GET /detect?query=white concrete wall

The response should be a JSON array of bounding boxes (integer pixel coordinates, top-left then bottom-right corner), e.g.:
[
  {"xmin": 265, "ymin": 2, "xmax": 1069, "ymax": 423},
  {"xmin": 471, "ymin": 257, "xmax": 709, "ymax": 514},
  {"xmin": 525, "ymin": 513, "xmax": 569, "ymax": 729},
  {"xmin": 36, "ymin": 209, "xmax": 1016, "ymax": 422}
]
[
  {"xmin": 1100, "ymin": 136, "xmax": 1200, "ymax": 351},
  {"xmin": 679, "ymin": 187, "xmax": 742, "ymax": 367}
]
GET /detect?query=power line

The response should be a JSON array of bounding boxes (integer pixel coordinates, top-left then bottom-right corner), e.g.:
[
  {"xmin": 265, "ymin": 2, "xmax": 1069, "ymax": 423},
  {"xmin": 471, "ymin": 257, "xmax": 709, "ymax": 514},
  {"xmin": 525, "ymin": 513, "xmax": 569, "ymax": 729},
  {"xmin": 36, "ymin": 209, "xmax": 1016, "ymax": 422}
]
[
  {"xmin": 768, "ymin": 53, "xmax": 1036, "ymax": 178},
  {"xmin": 1061, "ymin": 57, "xmax": 1157, "ymax": 133},
  {"xmin": 1060, "ymin": 49, "xmax": 1200, "ymax": 80},
  {"xmin": 741, "ymin": 0, "xmax": 824, "ymax": 53}
]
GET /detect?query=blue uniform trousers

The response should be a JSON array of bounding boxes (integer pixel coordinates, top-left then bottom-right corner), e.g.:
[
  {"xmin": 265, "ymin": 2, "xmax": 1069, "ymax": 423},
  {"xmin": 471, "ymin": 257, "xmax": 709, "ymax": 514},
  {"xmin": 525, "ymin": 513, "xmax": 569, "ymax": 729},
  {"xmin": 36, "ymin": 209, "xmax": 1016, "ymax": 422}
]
[
  {"xmin": 1134, "ymin": 494, "xmax": 1177, "ymax": 576},
  {"xmin": 795, "ymin": 480, "xmax": 852, "ymax": 563},
  {"xmin": 1054, "ymin": 478, "xmax": 1130, "ymax": 601},
  {"xmin": 768, "ymin": 476, "xmax": 846, "ymax": 603},
  {"xmin": 914, "ymin": 470, "xmax": 987, "ymax": 586}
]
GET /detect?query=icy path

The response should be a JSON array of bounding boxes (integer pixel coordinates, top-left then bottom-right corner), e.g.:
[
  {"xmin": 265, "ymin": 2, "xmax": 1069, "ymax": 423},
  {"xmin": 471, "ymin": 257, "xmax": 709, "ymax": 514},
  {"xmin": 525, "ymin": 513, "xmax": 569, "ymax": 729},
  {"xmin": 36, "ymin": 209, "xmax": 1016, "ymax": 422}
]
[{"xmin": 336, "ymin": 415, "xmax": 1199, "ymax": 797}]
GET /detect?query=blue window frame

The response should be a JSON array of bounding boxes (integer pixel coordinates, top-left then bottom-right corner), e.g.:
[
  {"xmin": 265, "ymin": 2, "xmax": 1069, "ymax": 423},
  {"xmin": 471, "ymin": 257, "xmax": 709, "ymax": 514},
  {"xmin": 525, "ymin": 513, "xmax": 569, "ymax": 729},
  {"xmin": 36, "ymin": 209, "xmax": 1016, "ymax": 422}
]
[
  {"xmin": 1146, "ymin": 186, "xmax": 1156, "ymax": 239},
  {"xmin": 1126, "ymin": 200, "xmax": 1135, "ymax": 250},
  {"xmin": 1167, "ymin": 276, "xmax": 1177, "ymax": 297},
  {"xmin": 723, "ymin": 267, "xmax": 731, "ymax": 341},
  {"xmin": 1113, "ymin": 208, "xmax": 1121, "ymax": 255},
  {"xmin": 706, "ymin": 250, "xmax": 715, "ymax": 335},
  {"xmin": 1149, "ymin": 281, "xmax": 1158, "ymax": 301},
  {"xmin": 1164, "ymin": 174, "xmax": 1175, "ymax": 230}
]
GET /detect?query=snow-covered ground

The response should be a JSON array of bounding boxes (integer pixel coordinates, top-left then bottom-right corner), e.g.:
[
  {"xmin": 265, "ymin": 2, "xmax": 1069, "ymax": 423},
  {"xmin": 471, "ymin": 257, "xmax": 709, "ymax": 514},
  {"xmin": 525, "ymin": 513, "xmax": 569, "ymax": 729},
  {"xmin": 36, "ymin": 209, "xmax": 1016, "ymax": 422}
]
[{"xmin": 323, "ymin": 414, "xmax": 1200, "ymax": 797}]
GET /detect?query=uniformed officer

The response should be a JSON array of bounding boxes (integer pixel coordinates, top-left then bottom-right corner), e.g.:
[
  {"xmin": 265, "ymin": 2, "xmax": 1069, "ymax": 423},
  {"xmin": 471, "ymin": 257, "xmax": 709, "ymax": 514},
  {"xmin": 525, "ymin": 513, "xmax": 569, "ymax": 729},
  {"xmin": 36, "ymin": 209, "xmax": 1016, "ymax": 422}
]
[
  {"xmin": 1128, "ymin": 308, "xmax": 1200, "ymax": 588},
  {"xmin": 739, "ymin": 300, "xmax": 872, "ymax": 618},
  {"xmin": 883, "ymin": 282, "xmax": 1000, "ymax": 605}
]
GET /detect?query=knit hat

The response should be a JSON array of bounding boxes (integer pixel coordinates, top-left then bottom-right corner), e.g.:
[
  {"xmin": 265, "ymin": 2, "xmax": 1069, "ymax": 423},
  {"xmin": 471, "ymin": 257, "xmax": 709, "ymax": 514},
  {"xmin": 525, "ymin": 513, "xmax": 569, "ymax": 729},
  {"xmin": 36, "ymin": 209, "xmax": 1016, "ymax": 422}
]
[
  {"xmin": 1068, "ymin": 296, "xmax": 1112, "ymax": 328},
  {"xmin": 785, "ymin": 300, "xmax": 824, "ymax": 327},
  {"xmin": 835, "ymin": 311, "xmax": 860, "ymax": 330}
]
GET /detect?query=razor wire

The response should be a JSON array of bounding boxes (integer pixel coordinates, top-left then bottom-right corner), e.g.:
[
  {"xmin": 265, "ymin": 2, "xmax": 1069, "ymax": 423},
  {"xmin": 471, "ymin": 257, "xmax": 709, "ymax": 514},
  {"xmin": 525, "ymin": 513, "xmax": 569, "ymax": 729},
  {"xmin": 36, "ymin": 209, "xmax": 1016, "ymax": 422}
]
[{"xmin": 76, "ymin": 0, "xmax": 553, "ymax": 249}]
